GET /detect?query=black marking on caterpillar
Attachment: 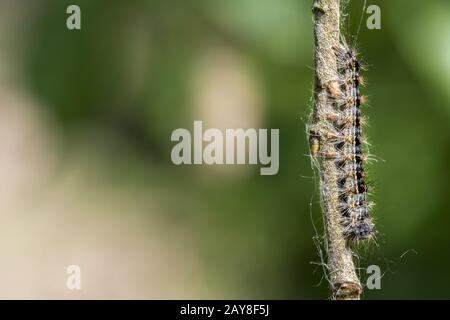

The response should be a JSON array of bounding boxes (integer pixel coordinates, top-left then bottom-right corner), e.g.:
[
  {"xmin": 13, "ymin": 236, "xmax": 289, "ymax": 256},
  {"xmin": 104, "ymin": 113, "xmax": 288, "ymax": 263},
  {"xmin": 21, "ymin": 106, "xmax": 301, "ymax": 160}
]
[{"xmin": 331, "ymin": 43, "xmax": 375, "ymax": 242}]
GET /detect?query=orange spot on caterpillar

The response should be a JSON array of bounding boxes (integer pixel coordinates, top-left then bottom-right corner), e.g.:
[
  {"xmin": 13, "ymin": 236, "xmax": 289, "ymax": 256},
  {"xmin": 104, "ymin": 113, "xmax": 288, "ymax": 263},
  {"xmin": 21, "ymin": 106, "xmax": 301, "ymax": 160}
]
[
  {"xmin": 322, "ymin": 151, "xmax": 338, "ymax": 160},
  {"xmin": 325, "ymin": 132, "xmax": 339, "ymax": 140},
  {"xmin": 327, "ymin": 80, "xmax": 342, "ymax": 98},
  {"xmin": 326, "ymin": 113, "xmax": 339, "ymax": 123},
  {"xmin": 360, "ymin": 95, "xmax": 366, "ymax": 105}
]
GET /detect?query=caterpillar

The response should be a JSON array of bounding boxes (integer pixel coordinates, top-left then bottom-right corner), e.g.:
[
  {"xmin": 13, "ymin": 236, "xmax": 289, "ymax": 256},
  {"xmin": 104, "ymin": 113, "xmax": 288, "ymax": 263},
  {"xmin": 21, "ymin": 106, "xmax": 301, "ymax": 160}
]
[
  {"xmin": 308, "ymin": 42, "xmax": 375, "ymax": 243},
  {"xmin": 332, "ymin": 43, "xmax": 375, "ymax": 242}
]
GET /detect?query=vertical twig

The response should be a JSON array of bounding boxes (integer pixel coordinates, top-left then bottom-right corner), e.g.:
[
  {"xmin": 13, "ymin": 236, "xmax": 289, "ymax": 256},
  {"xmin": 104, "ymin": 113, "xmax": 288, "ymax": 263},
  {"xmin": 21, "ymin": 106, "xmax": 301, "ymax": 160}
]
[{"xmin": 311, "ymin": 0, "xmax": 362, "ymax": 300}]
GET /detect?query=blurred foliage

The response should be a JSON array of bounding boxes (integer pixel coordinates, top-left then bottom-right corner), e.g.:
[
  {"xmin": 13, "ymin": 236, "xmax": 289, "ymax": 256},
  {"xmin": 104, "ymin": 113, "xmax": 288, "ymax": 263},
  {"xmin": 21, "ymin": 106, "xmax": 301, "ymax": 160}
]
[{"xmin": 20, "ymin": 0, "xmax": 450, "ymax": 298}]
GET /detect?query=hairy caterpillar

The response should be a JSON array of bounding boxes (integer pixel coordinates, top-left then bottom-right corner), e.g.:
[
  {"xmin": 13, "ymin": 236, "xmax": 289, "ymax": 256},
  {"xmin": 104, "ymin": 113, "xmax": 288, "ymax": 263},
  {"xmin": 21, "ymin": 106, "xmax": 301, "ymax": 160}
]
[
  {"xmin": 333, "ymin": 43, "xmax": 375, "ymax": 242},
  {"xmin": 309, "ymin": 42, "xmax": 375, "ymax": 242}
]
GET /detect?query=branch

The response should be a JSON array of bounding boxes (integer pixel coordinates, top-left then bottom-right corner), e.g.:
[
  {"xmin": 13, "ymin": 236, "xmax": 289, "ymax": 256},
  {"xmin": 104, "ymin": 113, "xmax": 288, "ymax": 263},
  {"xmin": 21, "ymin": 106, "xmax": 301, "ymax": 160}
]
[{"xmin": 311, "ymin": 0, "xmax": 362, "ymax": 300}]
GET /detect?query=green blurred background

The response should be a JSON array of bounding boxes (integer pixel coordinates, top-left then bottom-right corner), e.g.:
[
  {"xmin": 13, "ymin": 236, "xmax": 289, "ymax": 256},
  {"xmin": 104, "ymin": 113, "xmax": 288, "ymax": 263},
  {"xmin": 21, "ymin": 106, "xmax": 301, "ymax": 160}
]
[{"xmin": 0, "ymin": 0, "xmax": 449, "ymax": 299}]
